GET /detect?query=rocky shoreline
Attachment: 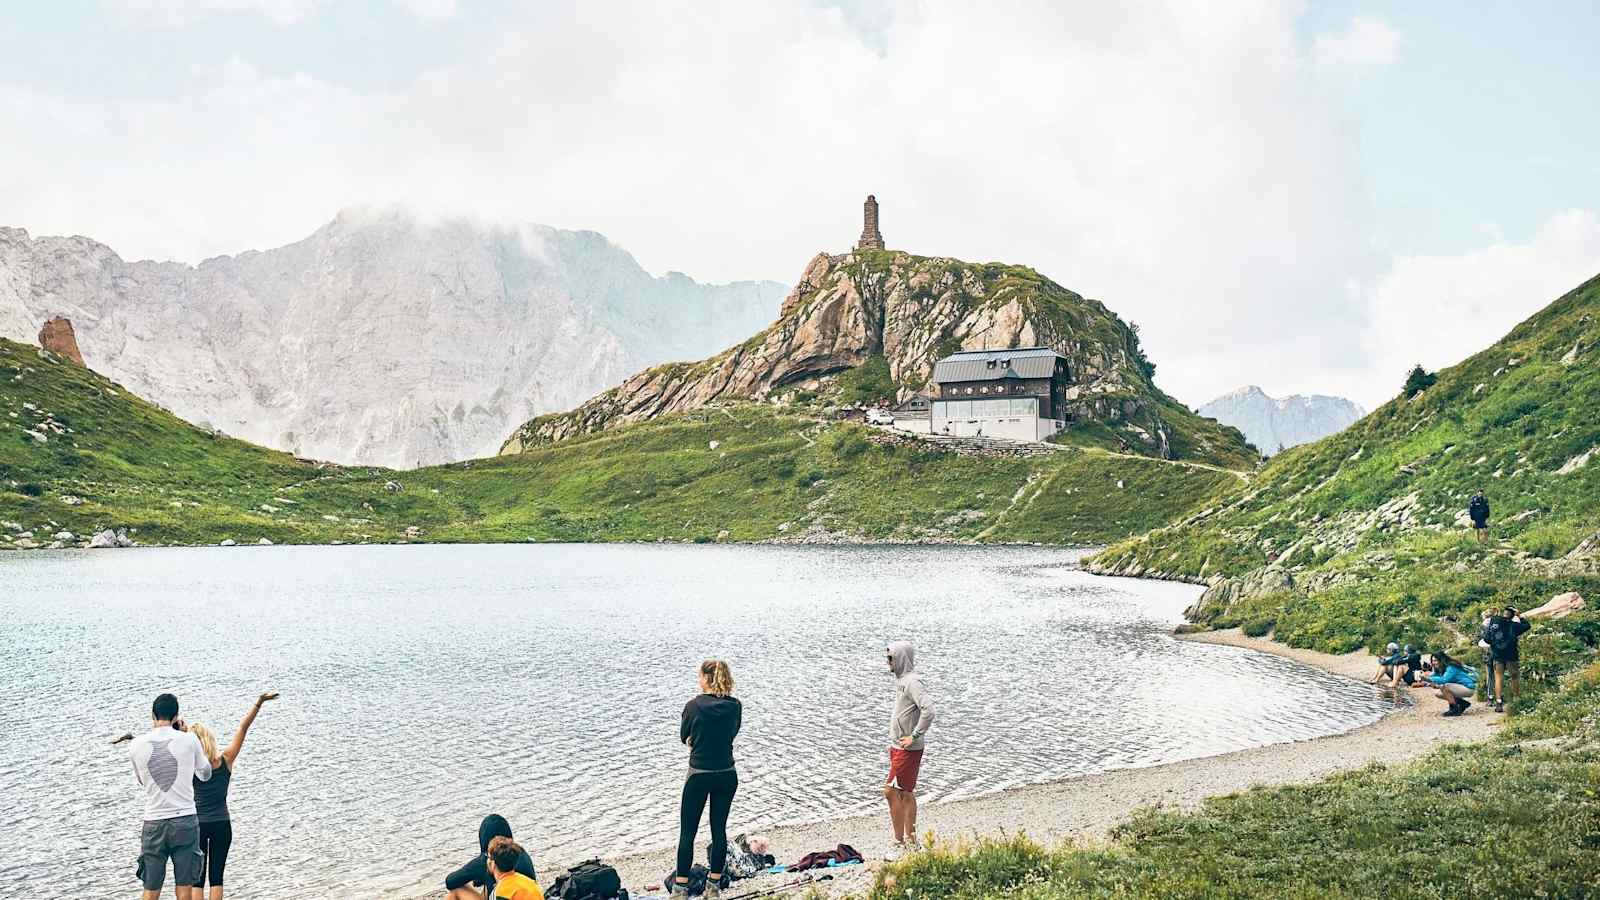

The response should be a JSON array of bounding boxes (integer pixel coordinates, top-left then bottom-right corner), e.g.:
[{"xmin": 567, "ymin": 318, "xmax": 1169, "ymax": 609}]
[{"xmin": 444, "ymin": 626, "xmax": 1501, "ymax": 900}]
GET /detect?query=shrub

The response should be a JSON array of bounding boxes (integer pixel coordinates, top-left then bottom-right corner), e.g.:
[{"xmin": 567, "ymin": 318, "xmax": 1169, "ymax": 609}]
[
  {"xmin": 18, "ymin": 482, "xmax": 44, "ymax": 497},
  {"xmin": 1403, "ymin": 364, "xmax": 1438, "ymax": 398},
  {"xmin": 1242, "ymin": 616, "xmax": 1276, "ymax": 637},
  {"xmin": 823, "ymin": 428, "xmax": 870, "ymax": 462},
  {"xmin": 836, "ymin": 354, "xmax": 898, "ymax": 406}
]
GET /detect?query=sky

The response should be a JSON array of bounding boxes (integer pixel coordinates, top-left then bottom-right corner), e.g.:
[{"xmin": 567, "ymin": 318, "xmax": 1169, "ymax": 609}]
[{"xmin": 3, "ymin": 1, "xmax": 1598, "ymax": 411}]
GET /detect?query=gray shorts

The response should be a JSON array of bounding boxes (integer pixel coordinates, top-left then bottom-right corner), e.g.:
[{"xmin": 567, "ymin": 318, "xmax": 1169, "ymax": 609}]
[{"xmin": 140, "ymin": 815, "xmax": 202, "ymax": 891}]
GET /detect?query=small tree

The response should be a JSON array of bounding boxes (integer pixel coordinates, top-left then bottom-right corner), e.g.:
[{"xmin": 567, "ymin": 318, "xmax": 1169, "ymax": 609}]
[{"xmin": 1402, "ymin": 364, "xmax": 1437, "ymax": 398}]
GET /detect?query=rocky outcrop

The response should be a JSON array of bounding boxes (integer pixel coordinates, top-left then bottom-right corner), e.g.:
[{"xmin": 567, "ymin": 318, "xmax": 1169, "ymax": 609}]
[
  {"xmin": 38, "ymin": 316, "xmax": 84, "ymax": 365},
  {"xmin": 504, "ymin": 250, "xmax": 1232, "ymax": 462},
  {"xmin": 1199, "ymin": 385, "xmax": 1363, "ymax": 455},
  {"xmin": 0, "ymin": 211, "xmax": 784, "ymax": 467}
]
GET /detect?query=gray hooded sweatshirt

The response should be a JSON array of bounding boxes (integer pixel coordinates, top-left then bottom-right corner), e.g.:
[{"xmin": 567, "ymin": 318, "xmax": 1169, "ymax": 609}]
[{"xmin": 888, "ymin": 641, "xmax": 934, "ymax": 751}]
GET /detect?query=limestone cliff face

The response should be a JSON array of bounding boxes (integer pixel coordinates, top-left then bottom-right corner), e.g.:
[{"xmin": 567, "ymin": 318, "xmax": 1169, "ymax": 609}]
[
  {"xmin": 0, "ymin": 210, "xmax": 784, "ymax": 467},
  {"xmin": 503, "ymin": 249, "xmax": 1244, "ymax": 464}
]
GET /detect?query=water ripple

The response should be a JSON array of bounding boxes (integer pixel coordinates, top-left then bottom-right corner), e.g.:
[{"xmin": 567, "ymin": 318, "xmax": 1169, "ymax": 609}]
[{"xmin": 0, "ymin": 544, "xmax": 1391, "ymax": 899}]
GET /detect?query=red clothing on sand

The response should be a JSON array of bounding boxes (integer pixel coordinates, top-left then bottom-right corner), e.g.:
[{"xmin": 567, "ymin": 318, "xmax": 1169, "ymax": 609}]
[{"xmin": 887, "ymin": 748, "xmax": 923, "ymax": 791}]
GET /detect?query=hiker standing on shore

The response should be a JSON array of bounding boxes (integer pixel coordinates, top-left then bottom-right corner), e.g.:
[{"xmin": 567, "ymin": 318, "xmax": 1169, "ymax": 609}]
[
  {"xmin": 674, "ymin": 660, "xmax": 741, "ymax": 900},
  {"xmin": 128, "ymin": 693, "xmax": 213, "ymax": 900},
  {"xmin": 1468, "ymin": 490, "xmax": 1490, "ymax": 543},
  {"xmin": 1482, "ymin": 605, "xmax": 1531, "ymax": 712},
  {"xmin": 884, "ymin": 641, "xmax": 934, "ymax": 860},
  {"xmin": 185, "ymin": 691, "xmax": 278, "ymax": 900}
]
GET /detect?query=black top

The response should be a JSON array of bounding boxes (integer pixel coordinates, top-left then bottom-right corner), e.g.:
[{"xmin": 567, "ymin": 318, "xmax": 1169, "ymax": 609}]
[
  {"xmin": 444, "ymin": 815, "xmax": 535, "ymax": 890},
  {"xmin": 1484, "ymin": 615, "xmax": 1531, "ymax": 661},
  {"xmin": 194, "ymin": 758, "xmax": 231, "ymax": 823},
  {"xmin": 681, "ymin": 694, "xmax": 742, "ymax": 772},
  {"xmin": 1469, "ymin": 495, "xmax": 1490, "ymax": 524}
]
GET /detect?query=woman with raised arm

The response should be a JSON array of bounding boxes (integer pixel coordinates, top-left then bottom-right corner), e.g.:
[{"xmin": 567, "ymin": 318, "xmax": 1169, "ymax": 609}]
[{"xmin": 186, "ymin": 692, "xmax": 279, "ymax": 900}]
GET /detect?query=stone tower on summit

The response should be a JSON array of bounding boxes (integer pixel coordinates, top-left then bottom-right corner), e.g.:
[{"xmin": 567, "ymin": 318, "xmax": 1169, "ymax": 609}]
[{"xmin": 856, "ymin": 194, "xmax": 885, "ymax": 250}]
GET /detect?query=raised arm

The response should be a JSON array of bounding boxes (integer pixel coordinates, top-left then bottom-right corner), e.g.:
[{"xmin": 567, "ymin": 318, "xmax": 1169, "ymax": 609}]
[{"xmin": 224, "ymin": 692, "xmax": 278, "ymax": 766}]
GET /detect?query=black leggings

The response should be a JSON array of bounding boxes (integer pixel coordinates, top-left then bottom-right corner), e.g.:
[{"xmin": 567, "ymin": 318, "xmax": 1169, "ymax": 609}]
[
  {"xmin": 193, "ymin": 819, "xmax": 233, "ymax": 888},
  {"xmin": 677, "ymin": 770, "xmax": 738, "ymax": 879}
]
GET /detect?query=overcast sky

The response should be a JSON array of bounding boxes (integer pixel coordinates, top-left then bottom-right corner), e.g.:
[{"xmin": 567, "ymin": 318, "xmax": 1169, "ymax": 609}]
[{"xmin": 3, "ymin": 1, "xmax": 1598, "ymax": 410}]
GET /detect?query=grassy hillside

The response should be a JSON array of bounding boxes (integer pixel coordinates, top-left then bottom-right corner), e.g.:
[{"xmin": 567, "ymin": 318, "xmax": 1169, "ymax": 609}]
[
  {"xmin": 1090, "ymin": 273, "xmax": 1600, "ymax": 692},
  {"xmin": 0, "ymin": 338, "xmax": 1237, "ymax": 549}
]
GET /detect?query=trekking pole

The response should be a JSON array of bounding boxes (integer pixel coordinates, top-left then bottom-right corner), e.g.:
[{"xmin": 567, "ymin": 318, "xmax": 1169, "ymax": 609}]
[{"xmin": 723, "ymin": 873, "xmax": 818, "ymax": 900}]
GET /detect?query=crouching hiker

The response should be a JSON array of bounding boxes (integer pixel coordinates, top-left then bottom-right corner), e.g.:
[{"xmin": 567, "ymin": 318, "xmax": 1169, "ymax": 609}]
[
  {"xmin": 884, "ymin": 641, "xmax": 934, "ymax": 860},
  {"xmin": 486, "ymin": 837, "xmax": 544, "ymax": 900},
  {"xmin": 1370, "ymin": 643, "xmax": 1404, "ymax": 685},
  {"xmin": 1426, "ymin": 650, "xmax": 1477, "ymax": 717},
  {"xmin": 447, "ymin": 815, "xmax": 536, "ymax": 900}
]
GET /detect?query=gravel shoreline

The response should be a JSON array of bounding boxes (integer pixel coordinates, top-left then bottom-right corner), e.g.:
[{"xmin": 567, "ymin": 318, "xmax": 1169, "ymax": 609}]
[{"xmin": 563, "ymin": 628, "xmax": 1503, "ymax": 900}]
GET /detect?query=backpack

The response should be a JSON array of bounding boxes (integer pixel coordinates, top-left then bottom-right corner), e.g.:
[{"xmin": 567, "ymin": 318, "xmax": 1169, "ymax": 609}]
[
  {"xmin": 549, "ymin": 860, "xmax": 624, "ymax": 900},
  {"xmin": 1486, "ymin": 618, "xmax": 1516, "ymax": 657}
]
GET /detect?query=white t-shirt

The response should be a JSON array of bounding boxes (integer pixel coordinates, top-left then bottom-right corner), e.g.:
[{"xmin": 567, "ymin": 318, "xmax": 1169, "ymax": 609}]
[{"xmin": 129, "ymin": 726, "xmax": 213, "ymax": 821}]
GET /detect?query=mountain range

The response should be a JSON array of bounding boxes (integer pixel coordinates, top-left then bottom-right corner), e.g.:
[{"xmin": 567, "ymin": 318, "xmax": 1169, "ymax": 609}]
[
  {"xmin": 1198, "ymin": 385, "xmax": 1364, "ymax": 455},
  {"xmin": 0, "ymin": 209, "xmax": 784, "ymax": 468}
]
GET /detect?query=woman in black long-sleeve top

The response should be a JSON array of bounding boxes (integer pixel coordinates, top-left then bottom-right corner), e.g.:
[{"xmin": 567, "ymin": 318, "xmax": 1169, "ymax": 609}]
[{"xmin": 673, "ymin": 659, "xmax": 741, "ymax": 900}]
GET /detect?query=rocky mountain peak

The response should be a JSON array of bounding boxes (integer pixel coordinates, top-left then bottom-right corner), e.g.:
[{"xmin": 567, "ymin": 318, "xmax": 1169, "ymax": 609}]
[
  {"xmin": 1199, "ymin": 385, "xmax": 1365, "ymax": 454},
  {"xmin": 503, "ymin": 249, "xmax": 1254, "ymax": 468}
]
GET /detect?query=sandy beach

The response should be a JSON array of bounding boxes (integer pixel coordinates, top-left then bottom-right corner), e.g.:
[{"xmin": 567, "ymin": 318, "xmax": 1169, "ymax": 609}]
[{"xmin": 590, "ymin": 628, "xmax": 1503, "ymax": 899}]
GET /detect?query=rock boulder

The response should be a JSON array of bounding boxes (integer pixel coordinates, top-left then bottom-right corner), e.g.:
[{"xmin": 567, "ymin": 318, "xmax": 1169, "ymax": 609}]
[{"xmin": 38, "ymin": 316, "xmax": 85, "ymax": 365}]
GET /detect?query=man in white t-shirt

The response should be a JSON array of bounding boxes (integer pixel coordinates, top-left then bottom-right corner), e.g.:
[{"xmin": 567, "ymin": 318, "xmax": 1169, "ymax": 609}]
[{"xmin": 128, "ymin": 693, "xmax": 212, "ymax": 899}]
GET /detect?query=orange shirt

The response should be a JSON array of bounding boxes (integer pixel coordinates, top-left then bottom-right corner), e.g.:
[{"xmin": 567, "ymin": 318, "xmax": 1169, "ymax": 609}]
[{"xmin": 493, "ymin": 871, "xmax": 545, "ymax": 900}]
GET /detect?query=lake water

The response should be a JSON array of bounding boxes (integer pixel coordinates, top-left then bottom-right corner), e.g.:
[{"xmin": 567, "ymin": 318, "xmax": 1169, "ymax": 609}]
[{"xmin": 0, "ymin": 544, "xmax": 1392, "ymax": 899}]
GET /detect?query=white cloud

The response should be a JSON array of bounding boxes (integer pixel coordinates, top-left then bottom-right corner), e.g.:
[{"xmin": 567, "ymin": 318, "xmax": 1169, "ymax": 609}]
[
  {"xmin": 102, "ymin": 0, "xmax": 452, "ymax": 26},
  {"xmin": 1358, "ymin": 209, "xmax": 1600, "ymax": 405},
  {"xmin": 392, "ymin": 0, "xmax": 458, "ymax": 21},
  {"xmin": 1312, "ymin": 15, "xmax": 1401, "ymax": 71},
  {"xmin": 103, "ymin": 0, "xmax": 324, "ymax": 27},
  {"xmin": 3, "ymin": 0, "xmax": 1417, "ymax": 409}
]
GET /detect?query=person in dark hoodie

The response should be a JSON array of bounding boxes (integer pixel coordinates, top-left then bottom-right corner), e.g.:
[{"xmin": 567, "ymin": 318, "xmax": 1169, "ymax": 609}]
[
  {"xmin": 1469, "ymin": 490, "xmax": 1490, "ymax": 543},
  {"xmin": 884, "ymin": 641, "xmax": 934, "ymax": 860},
  {"xmin": 673, "ymin": 659, "xmax": 742, "ymax": 900},
  {"xmin": 446, "ymin": 814, "xmax": 537, "ymax": 900}
]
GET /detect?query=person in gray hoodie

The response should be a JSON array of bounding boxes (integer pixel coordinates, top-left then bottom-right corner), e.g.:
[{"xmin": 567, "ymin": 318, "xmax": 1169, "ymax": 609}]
[{"xmin": 884, "ymin": 641, "xmax": 934, "ymax": 858}]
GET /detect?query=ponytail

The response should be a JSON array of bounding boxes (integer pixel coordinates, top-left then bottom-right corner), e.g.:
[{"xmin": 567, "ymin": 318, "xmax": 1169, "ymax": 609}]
[{"xmin": 701, "ymin": 659, "xmax": 734, "ymax": 697}]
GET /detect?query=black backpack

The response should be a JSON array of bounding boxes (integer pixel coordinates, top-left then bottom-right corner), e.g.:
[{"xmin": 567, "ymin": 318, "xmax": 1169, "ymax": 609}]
[
  {"xmin": 549, "ymin": 860, "xmax": 624, "ymax": 900},
  {"xmin": 1486, "ymin": 618, "xmax": 1516, "ymax": 656}
]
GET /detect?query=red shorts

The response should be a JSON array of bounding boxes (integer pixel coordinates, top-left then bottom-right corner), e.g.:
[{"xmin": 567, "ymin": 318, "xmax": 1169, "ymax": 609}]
[{"xmin": 887, "ymin": 748, "xmax": 923, "ymax": 792}]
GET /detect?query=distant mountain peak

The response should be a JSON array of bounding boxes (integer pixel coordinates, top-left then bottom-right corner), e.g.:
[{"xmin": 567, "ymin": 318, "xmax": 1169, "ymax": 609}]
[{"xmin": 1200, "ymin": 386, "xmax": 1364, "ymax": 454}]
